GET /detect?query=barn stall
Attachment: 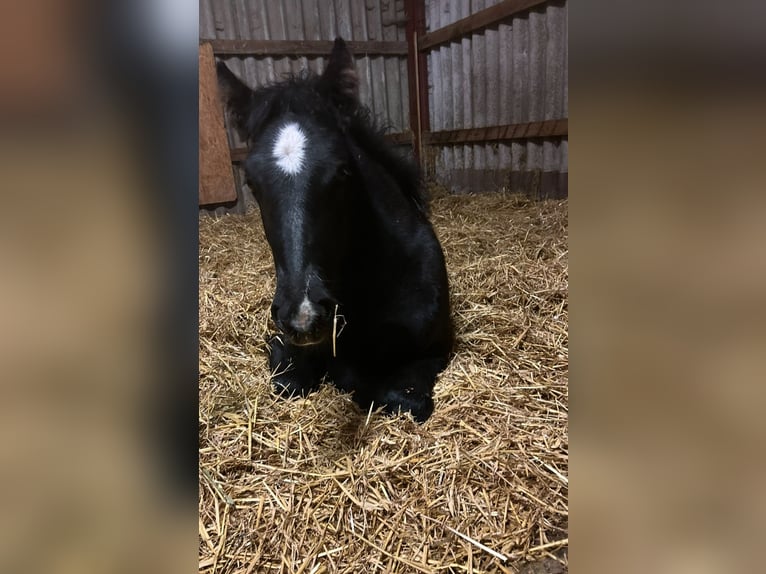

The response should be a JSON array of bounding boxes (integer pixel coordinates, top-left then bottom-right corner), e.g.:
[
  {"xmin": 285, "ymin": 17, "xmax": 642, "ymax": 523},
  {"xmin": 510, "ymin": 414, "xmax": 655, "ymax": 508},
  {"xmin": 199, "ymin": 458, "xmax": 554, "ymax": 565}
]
[{"xmin": 199, "ymin": 1, "xmax": 568, "ymax": 572}]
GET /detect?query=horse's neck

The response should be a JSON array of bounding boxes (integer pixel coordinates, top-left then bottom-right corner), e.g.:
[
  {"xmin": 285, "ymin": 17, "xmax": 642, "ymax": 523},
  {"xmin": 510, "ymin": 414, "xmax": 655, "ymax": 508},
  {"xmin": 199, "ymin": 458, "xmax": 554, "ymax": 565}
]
[
  {"xmin": 354, "ymin": 162, "xmax": 418, "ymax": 235},
  {"xmin": 348, "ymin": 140, "xmax": 420, "ymax": 226}
]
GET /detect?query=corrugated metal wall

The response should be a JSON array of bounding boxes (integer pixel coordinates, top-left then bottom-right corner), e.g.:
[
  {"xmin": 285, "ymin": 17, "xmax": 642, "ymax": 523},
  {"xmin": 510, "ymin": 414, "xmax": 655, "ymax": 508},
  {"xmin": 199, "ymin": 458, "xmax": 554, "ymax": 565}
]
[
  {"xmin": 200, "ymin": 0, "xmax": 568, "ymax": 205},
  {"xmin": 200, "ymin": 0, "xmax": 411, "ymax": 142},
  {"xmin": 425, "ymin": 0, "xmax": 568, "ymax": 196}
]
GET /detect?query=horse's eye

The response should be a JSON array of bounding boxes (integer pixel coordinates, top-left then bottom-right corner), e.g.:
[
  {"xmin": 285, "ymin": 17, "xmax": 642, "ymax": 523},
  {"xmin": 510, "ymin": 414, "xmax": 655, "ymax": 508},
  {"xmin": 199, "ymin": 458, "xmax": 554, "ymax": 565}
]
[
  {"xmin": 245, "ymin": 178, "xmax": 263, "ymax": 200},
  {"xmin": 337, "ymin": 165, "xmax": 351, "ymax": 180}
]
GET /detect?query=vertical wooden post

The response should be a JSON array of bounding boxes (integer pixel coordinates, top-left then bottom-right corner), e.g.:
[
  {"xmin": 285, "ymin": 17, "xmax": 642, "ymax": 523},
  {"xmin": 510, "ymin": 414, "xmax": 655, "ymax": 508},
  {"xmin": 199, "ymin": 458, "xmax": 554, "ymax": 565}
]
[
  {"xmin": 199, "ymin": 43, "xmax": 237, "ymax": 205},
  {"xmin": 405, "ymin": 0, "xmax": 429, "ymax": 165}
]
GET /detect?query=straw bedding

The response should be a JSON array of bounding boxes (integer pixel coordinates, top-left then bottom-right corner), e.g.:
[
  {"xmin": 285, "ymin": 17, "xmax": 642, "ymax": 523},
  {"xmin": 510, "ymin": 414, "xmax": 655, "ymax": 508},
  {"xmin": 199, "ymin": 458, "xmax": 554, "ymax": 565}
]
[{"xmin": 199, "ymin": 189, "xmax": 568, "ymax": 573}]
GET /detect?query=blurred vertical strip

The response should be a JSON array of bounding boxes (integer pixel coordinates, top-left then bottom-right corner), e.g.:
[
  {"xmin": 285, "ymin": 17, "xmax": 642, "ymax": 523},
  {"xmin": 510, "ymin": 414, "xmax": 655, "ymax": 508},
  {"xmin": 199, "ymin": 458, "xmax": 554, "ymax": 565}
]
[
  {"xmin": 571, "ymin": 2, "xmax": 766, "ymax": 574},
  {"xmin": 0, "ymin": 1, "xmax": 198, "ymax": 572},
  {"xmin": 96, "ymin": 0, "xmax": 200, "ymax": 496}
]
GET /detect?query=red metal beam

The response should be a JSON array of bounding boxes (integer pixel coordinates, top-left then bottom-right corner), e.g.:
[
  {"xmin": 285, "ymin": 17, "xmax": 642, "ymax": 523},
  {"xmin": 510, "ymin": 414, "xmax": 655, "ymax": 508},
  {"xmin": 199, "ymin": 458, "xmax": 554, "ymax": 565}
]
[{"xmin": 404, "ymin": 0, "xmax": 430, "ymax": 164}]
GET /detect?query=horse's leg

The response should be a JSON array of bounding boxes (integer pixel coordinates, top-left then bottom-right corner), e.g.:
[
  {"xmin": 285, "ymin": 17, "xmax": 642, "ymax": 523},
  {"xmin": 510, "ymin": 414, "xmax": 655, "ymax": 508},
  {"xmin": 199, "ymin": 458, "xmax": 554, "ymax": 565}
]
[
  {"xmin": 372, "ymin": 358, "xmax": 446, "ymax": 422},
  {"xmin": 330, "ymin": 357, "xmax": 445, "ymax": 423},
  {"xmin": 268, "ymin": 335, "xmax": 328, "ymax": 398}
]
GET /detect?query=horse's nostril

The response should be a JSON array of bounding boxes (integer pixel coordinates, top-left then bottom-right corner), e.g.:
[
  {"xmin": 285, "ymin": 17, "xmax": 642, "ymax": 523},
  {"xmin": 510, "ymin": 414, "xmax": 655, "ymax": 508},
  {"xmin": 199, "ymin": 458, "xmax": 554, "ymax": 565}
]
[
  {"xmin": 315, "ymin": 297, "xmax": 337, "ymax": 314},
  {"xmin": 271, "ymin": 303, "xmax": 292, "ymax": 334}
]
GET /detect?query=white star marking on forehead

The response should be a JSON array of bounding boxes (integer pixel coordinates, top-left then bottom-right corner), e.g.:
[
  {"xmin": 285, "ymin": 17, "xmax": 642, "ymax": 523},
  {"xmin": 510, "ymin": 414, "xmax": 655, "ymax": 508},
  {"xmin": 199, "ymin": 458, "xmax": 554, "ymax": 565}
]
[{"xmin": 272, "ymin": 122, "xmax": 307, "ymax": 175}]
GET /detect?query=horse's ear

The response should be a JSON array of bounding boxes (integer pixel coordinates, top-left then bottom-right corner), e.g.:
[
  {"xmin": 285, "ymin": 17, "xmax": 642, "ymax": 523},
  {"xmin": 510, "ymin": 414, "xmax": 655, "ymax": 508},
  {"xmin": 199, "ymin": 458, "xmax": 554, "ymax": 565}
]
[
  {"xmin": 216, "ymin": 62, "xmax": 253, "ymax": 134},
  {"xmin": 320, "ymin": 37, "xmax": 359, "ymax": 107}
]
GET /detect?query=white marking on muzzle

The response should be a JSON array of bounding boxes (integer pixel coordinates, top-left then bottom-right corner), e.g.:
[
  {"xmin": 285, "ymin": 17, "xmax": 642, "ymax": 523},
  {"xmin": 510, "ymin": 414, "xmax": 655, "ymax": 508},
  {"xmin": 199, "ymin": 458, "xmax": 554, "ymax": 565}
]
[
  {"xmin": 273, "ymin": 122, "xmax": 307, "ymax": 175},
  {"xmin": 291, "ymin": 295, "xmax": 318, "ymax": 333}
]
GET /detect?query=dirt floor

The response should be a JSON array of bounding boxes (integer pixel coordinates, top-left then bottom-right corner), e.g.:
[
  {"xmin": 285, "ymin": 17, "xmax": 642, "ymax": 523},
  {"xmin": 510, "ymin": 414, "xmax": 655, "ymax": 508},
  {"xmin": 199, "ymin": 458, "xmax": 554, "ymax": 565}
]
[{"xmin": 199, "ymin": 189, "xmax": 568, "ymax": 573}]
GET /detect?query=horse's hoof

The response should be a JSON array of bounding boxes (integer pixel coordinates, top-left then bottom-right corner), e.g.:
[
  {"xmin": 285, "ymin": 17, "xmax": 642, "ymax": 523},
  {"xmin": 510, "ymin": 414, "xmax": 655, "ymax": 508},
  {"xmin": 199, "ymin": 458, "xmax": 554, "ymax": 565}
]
[
  {"xmin": 379, "ymin": 388, "xmax": 434, "ymax": 423},
  {"xmin": 272, "ymin": 375, "xmax": 317, "ymax": 399}
]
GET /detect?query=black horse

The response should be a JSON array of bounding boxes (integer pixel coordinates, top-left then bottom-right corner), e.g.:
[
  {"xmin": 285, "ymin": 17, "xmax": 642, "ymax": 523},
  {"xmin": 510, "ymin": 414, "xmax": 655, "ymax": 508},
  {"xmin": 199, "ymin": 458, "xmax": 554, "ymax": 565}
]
[{"xmin": 217, "ymin": 38, "xmax": 453, "ymax": 422}]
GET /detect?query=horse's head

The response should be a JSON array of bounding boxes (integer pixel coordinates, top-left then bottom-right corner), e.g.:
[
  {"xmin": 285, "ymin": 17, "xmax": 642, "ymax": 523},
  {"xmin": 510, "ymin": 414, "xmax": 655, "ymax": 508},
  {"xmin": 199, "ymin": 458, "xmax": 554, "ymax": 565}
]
[{"xmin": 217, "ymin": 39, "xmax": 360, "ymax": 347}]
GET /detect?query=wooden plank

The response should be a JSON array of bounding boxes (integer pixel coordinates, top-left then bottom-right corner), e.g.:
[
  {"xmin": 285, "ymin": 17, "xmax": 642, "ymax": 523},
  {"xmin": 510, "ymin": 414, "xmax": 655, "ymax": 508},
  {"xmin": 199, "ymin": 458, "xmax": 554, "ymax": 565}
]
[
  {"xmin": 230, "ymin": 148, "xmax": 248, "ymax": 163},
  {"xmin": 419, "ymin": 0, "xmax": 549, "ymax": 51},
  {"xmin": 422, "ymin": 119, "xmax": 567, "ymax": 145},
  {"xmin": 229, "ymin": 133, "xmax": 413, "ymax": 163},
  {"xmin": 199, "ymin": 43, "xmax": 237, "ymax": 206},
  {"xmin": 386, "ymin": 131, "xmax": 415, "ymax": 145},
  {"xmin": 203, "ymin": 39, "xmax": 409, "ymax": 57}
]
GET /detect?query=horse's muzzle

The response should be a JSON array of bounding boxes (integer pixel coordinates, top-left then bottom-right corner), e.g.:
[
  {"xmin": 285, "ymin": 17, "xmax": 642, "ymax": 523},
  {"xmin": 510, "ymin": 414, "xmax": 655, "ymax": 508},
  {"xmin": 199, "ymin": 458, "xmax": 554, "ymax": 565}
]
[{"xmin": 271, "ymin": 294, "xmax": 333, "ymax": 347}]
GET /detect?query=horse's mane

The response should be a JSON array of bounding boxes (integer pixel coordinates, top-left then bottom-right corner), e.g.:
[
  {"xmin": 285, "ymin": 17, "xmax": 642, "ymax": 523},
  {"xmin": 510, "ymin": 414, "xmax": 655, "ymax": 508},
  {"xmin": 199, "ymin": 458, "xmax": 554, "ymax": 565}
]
[
  {"xmin": 246, "ymin": 73, "xmax": 429, "ymax": 215},
  {"xmin": 347, "ymin": 106, "xmax": 429, "ymax": 215}
]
